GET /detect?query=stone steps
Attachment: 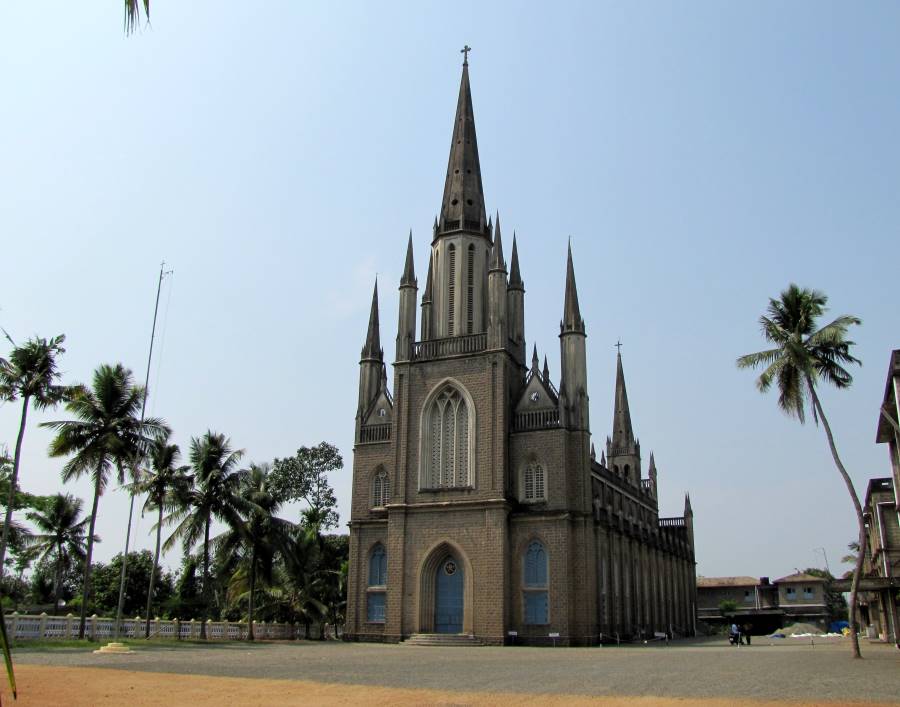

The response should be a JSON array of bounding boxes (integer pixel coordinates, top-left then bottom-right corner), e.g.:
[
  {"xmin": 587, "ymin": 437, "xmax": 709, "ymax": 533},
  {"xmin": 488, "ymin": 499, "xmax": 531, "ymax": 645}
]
[{"xmin": 403, "ymin": 633, "xmax": 482, "ymax": 647}]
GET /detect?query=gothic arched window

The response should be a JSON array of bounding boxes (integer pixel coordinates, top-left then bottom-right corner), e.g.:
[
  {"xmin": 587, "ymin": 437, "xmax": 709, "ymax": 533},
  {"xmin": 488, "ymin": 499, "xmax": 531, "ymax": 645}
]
[
  {"xmin": 367, "ymin": 543, "xmax": 387, "ymax": 623},
  {"xmin": 371, "ymin": 468, "xmax": 390, "ymax": 508},
  {"xmin": 523, "ymin": 462, "xmax": 546, "ymax": 502},
  {"xmin": 523, "ymin": 541, "xmax": 549, "ymax": 624},
  {"xmin": 422, "ymin": 384, "xmax": 472, "ymax": 489}
]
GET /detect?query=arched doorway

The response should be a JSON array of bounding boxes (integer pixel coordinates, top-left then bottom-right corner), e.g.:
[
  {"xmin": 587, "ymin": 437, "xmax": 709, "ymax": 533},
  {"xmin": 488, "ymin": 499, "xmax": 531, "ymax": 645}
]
[
  {"xmin": 434, "ymin": 555, "xmax": 464, "ymax": 633},
  {"xmin": 417, "ymin": 541, "xmax": 473, "ymax": 635}
]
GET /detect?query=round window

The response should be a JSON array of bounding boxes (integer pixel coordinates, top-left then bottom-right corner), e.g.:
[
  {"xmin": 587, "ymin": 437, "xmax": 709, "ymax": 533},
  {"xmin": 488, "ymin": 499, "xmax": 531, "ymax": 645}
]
[
  {"xmin": 444, "ymin": 560, "xmax": 457, "ymax": 576},
  {"xmin": 530, "ymin": 391, "xmax": 540, "ymax": 403}
]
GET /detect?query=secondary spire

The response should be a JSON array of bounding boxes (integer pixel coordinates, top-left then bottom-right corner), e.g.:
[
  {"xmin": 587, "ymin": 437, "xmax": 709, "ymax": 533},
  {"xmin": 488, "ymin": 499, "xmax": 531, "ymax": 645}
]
[
  {"xmin": 611, "ymin": 349, "xmax": 635, "ymax": 450},
  {"xmin": 561, "ymin": 241, "xmax": 585, "ymax": 334},
  {"xmin": 361, "ymin": 279, "xmax": 382, "ymax": 361},
  {"xmin": 438, "ymin": 50, "xmax": 488, "ymax": 237}
]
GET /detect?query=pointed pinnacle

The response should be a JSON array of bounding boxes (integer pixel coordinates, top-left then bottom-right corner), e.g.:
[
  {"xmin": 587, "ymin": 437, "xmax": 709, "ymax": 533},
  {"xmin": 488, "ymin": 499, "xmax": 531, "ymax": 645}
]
[
  {"xmin": 401, "ymin": 231, "xmax": 416, "ymax": 286},
  {"xmin": 422, "ymin": 252, "xmax": 434, "ymax": 302},
  {"xmin": 684, "ymin": 493, "xmax": 693, "ymax": 515},
  {"xmin": 531, "ymin": 344, "xmax": 539, "ymax": 371},
  {"xmin": 611, "ymin": 348, "xmax": 635, "ymax": 449},
  {"xmin": 509, "ymin": 233, "xmax": 523, "ymax": 289},
  {"xmin": 591, "ymin": 442, "xmax": 596, "ymax": 459},
  {"xmin": 600, "ymin": 450, "xmax": 606, "ymax": 466},
  {"xmin": 542, "ymin": 355, "xmax": 550, "ymax": 383},
  {"xmin": 490, "ymin": 212, "xmax": 506, "ymax": 271},
  {"xmin": 362, "ymin": 279, "xmax": 381, "ymax": 360}
]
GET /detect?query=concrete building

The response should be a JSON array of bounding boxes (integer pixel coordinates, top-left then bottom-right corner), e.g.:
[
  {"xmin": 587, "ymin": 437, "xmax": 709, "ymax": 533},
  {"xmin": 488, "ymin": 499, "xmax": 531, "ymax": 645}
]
[
  {"xmin": 697, "ymin": 573, "xmax": 828, "ymax": 633},
  {"xmin": 344, "ymin": 56, "xmax": 696, "ymax": 646},
  {"xmin": 833, "ymin": 350, "xmax": 900, "ymax": 645}
]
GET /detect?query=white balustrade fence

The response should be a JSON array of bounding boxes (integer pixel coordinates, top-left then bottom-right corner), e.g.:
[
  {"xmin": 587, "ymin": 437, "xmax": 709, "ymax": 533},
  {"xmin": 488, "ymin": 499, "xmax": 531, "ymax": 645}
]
[{"xmin": 5, "ymin": 612, "xmax": 301, "ymax": 641}]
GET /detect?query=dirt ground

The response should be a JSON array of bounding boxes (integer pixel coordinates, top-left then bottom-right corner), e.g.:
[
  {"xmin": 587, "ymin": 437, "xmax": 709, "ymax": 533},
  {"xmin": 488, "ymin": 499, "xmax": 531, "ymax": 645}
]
[
  {"xmin": 5, "ymin": 665, "xmax": 898, "ymax": 707},
  {"xmin": 6, "ymin": 637, "xmax": 900, "ymax": 706}
]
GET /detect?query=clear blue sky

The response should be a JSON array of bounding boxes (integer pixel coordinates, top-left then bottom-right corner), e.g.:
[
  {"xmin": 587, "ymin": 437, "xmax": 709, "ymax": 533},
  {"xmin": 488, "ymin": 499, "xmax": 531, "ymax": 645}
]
[{"xmin": 1, "ymin": 2, "xmax": 897, "ymax": 580}]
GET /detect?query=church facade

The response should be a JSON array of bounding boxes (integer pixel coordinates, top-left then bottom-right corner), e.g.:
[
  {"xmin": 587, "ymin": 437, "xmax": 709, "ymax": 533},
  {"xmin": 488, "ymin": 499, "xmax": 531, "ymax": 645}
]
[{"xmin": 344, "ymin": 58, "xmax": 697, "ymax": 646}]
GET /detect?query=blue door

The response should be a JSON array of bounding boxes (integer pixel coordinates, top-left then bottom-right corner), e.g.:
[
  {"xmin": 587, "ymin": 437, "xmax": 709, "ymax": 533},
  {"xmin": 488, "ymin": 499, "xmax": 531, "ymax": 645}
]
[{"xmin": 434, "ymin": 556, "xmax": 463, "ymax": 633}]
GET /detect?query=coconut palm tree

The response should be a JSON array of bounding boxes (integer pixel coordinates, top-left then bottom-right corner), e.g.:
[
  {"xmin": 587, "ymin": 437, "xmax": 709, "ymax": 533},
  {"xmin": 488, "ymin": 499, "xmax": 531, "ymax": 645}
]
[
  {"xmin": 0, "ymin": 334, "xmax": 69, "ymax": 571},
  {"xmin": 165, "ymin": 432, "xmax": 246, "ymax": 640},
  {"xmin": 125, "ymin": 0, "xmax": 150, "ymax": 35},
  {"xmin": 217, "ymin": 464, "xmax": 293, "ymax": 640},
  {"xmin": 41, "ymin": 363, "xmax": 168, "ymax": 639},
  {"xmin": 737, "ymin": 284, "xmax": 864, "ymax": 658},
  {"xmin": 129, "ymin": 433, "xmax": 190, "ymax": 638},
  {"xmin": 24, "ymin": 494, "xmax": 93, "ymax": 615}
]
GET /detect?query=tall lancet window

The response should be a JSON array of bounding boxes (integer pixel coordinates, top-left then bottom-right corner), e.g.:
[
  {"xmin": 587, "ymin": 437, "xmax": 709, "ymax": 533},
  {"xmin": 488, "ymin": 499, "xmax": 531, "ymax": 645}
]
[
  {"xmin": 466, "ymin": 244, "xmax": 475, "ymax": 334},
  {"xmin": 422, "ymin": 384, "xmax": 473, "ymax": 489},
  {"xmin": 448, "ymin": 244, "xmax": 456, "ymax": 335}
]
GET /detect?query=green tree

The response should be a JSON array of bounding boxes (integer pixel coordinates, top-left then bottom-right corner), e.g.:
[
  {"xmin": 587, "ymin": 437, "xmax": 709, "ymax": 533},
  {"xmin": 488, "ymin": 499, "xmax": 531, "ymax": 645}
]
[
  {"xmin": 90, "ymin": 550, "xmax": 173, "ymax": 618},
  {"xmin": 218, "ymin": 463, "xmax": 294, "ymax": 640},
  {"xmin": 0, "ymin": 334, "xmax": 69, "ymax": 571},
  {"xmin": 165, "ymin": 432, "xmax": 246, "ymax": 639},
  {"xmin": 737, "ymin": 284, "xmax": 864, "ymax": 658},
  {"xmin": 718, "ymin": 599, "xmax": 738, "ymax": 616},
  {"xmin": 41, "ymin": 363, "xmax": 168, "ymax": 639},
  {"xmin": 270, "ymin": 442, "xmax": 342, "ymax": 532},
  {"xmin": 24, "ymin": 494, "xmax": 92, "ymax": 615},
  {"xmin": 130, "ymin": 433, "xmax": 190, "ymax": 637}
]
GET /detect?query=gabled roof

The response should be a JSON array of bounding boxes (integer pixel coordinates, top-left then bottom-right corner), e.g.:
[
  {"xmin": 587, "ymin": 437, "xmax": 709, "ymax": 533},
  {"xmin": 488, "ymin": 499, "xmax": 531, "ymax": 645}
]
[
  {"xmin": 697, "ymin": 576, "xmax": 758, "ymax": 588},
  {"xmin": 773, "ymin": 572, "xmax": 826, "ymax": 584}
]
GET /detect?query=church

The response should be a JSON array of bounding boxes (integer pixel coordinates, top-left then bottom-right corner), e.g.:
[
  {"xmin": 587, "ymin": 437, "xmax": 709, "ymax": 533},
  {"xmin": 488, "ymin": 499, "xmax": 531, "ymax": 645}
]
[{"xmin": 344, "ymin": 54, "xmax": 697, "ymax": 646}]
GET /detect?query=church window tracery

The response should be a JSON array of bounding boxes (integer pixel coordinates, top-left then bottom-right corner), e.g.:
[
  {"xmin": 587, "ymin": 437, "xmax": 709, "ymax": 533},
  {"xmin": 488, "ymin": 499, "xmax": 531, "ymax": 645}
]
[
  {"xmin": 523, "ymin": 541, "xmax": 549, "ymax": 624},
  {"xmin": 422, "ymin": 384, "xmax": 473, "ymax": 489}
]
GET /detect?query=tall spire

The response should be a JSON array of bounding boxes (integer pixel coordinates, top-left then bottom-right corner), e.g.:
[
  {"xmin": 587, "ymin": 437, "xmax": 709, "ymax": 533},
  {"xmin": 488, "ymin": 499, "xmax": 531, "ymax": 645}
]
[
  {"xmin": 509, "ymin": 233, "xmax": 524, "ymax": 290},
  {"xmin": 611, "ymin": 351, "xmax": 635, "ymax": 450},
  {"xmin": 489, "ymin": 212, "xmax": 506, "ymax": 271},
  {"xmin": 401, "ymin": 231, "xmax": 416, "ymax": 286},
  {"xmin": 361, "ymin": 279, "xmax": 382, "ymax": 360},
  {"xmin": 561, "ymin": 241, "xmax": 585, "ymax": 334},
  {"xmin": 438, "ymin": 55, "xmax": 487, "ymax": 236}
]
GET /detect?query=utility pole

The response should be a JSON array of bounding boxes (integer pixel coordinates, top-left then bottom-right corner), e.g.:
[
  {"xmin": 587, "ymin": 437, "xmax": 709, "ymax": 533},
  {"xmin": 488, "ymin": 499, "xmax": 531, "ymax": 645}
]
[{"xmin": 113, "ymin": 262, "xmax": 172, "ymax": 640}]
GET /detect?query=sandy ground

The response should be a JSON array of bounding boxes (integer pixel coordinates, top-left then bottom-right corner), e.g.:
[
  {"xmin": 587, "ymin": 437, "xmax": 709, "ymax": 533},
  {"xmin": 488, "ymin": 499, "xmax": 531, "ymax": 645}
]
[
  {"xmin": 6, "ymin": 637, "xmax": 899, "ymax": 706},
  {"xmin": 3, "ymin": 664, "xmax": 898, "ymax": 707}
]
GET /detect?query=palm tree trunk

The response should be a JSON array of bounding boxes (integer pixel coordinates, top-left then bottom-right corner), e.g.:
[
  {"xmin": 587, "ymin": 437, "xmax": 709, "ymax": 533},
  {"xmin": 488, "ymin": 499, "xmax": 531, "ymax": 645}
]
[
  {"xmin": 247, "ymin": 550, "xmax": 257, "ymax": 642},
  {"xmin": 53, "ymin": 543, "xmax": 64, "ymax": 616},
  {"xmin": 808, "ymin": 379, "xmax": 866, "ymax": 659},
  {"xmin": 0, "ymin": 395, "xmax": 30, "ymax": 572},
  {"xmin": 144, "ymin": 505, "xmax": 164, "ymax": 639},
  {"xmin": 200, "ymin": 515, "xmax": 211, "ymax": 640},
  {"xmin": 79, "ymin": 465, "xmax": 104, "ymax": 640}
]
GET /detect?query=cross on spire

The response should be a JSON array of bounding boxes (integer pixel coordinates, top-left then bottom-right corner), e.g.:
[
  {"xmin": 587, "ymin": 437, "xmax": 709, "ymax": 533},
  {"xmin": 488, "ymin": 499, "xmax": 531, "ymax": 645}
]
[
  {"xmin": 461, "ymin": 45, "xmax": 471, "ymax": 65},
  {"xmin": 615, "ymin": 340, "xmax": 623, "ymax": 354}
]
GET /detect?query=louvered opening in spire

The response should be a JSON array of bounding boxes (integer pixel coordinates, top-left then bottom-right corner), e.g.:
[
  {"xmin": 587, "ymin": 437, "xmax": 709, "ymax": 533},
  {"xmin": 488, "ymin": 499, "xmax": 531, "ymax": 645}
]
[{"xmin": 438, "ymin": 60, "xmax": 488, "ymax": 238}]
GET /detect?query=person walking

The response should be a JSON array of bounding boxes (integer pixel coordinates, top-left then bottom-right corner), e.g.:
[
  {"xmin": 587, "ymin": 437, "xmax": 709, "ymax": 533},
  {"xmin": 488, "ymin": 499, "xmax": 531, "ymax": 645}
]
[{"xmin": 743, "ymin": 623, "xmax": 753, "ymax": 646}]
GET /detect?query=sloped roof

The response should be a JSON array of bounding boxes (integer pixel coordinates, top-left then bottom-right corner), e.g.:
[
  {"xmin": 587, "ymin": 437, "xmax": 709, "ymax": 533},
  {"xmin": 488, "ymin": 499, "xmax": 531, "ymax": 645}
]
[
  {"xmin": 773, "ymin": 572, "xmax": 826, "ymax": 584},
  {"xmin": 697, "ymin": 576, "xmax": 758, "ymax": 588}
]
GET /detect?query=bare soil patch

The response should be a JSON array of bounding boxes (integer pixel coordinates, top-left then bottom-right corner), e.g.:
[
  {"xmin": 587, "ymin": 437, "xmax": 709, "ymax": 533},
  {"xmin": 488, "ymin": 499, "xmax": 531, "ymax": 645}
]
[{"xmin": 4, "ymin": 665, "xmax": 897, "ymax": 707}]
